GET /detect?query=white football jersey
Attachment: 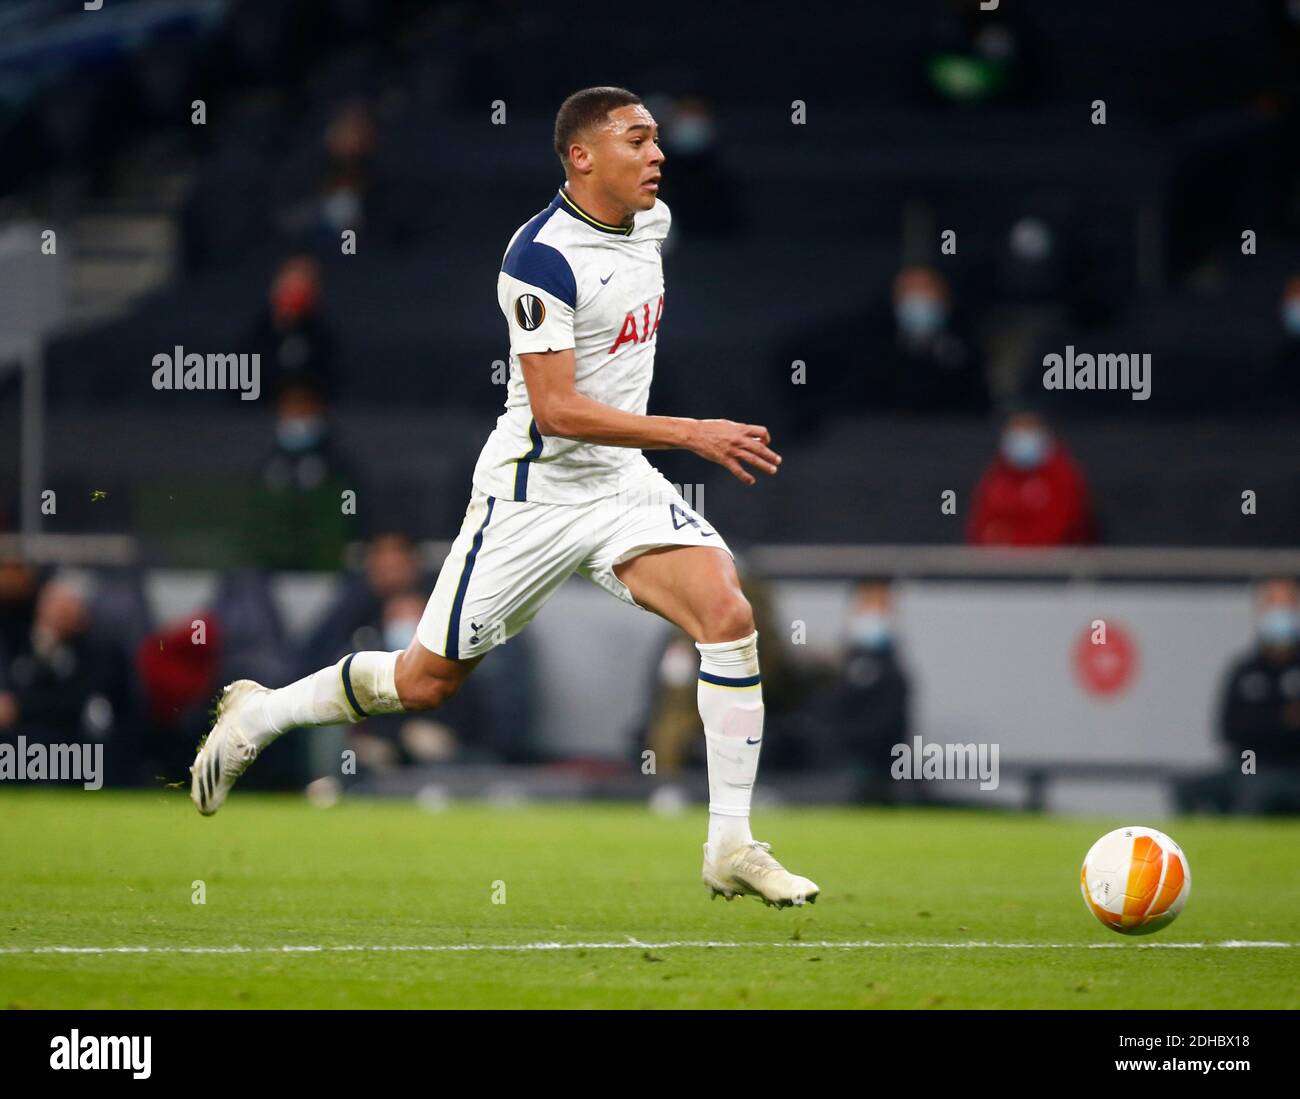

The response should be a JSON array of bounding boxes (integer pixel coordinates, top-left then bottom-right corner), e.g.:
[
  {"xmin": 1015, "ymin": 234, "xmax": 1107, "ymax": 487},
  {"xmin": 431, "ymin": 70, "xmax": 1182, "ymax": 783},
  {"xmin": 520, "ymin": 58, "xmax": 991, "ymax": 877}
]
[{"xmin": 471, "ymin": 186, "xmax": 670, "ymax": 504}]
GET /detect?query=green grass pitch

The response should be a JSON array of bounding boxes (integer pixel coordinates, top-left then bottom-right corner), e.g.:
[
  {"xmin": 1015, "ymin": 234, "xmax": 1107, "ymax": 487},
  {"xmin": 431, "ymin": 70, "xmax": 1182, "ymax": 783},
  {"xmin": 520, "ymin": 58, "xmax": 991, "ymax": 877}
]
[{"xmin": 1, "ymin": 789, "xmax": 1296, "ymax": 1008}]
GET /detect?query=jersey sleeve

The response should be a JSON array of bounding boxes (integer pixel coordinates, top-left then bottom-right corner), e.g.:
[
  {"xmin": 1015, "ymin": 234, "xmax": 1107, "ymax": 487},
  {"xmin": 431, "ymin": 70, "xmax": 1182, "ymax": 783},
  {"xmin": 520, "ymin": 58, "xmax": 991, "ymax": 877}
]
[{"xmin": 499, "ymin": 239, "xmax": 577, "ymax": 355}]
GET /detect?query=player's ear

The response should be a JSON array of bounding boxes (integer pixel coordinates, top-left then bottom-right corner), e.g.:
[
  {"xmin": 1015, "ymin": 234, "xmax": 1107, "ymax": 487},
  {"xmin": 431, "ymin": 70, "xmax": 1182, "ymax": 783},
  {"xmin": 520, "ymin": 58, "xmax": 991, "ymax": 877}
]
[{"xmin": 567, "ymin": 141, "xmax": 591, "ymax": 175}]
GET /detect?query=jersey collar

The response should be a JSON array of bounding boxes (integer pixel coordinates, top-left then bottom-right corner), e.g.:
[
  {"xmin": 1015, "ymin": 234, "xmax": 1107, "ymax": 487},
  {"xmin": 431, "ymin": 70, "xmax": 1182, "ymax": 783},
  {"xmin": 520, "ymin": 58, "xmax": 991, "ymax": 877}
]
[{"xmin": 553, "ymin": 187, "xmax": 634, "ymax": 236}]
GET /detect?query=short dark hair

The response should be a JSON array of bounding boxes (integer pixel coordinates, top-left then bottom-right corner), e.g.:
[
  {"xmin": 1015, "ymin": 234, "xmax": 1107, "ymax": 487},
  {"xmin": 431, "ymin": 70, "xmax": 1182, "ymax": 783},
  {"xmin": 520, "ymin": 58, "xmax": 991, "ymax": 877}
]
[{"xmin": 553, "ymin": 86, "xmax": 641, "ymax": 169}]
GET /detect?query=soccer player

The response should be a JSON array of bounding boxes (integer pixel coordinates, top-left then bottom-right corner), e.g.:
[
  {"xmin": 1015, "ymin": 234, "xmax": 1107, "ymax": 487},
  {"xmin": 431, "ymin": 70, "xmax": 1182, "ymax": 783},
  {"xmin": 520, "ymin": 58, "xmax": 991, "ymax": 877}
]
[{"xmin": 191, "ymin": 87, "xmax": 819, "ymax": 908}]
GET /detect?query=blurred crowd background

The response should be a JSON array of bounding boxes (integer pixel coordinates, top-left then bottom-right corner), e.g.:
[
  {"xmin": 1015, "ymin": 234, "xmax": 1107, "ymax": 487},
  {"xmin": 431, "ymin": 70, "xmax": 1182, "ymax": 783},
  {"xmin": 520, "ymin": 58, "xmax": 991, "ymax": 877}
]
[{"xmin": 1, "ymin": 0, "xmax": 1298, "ymax": 813}]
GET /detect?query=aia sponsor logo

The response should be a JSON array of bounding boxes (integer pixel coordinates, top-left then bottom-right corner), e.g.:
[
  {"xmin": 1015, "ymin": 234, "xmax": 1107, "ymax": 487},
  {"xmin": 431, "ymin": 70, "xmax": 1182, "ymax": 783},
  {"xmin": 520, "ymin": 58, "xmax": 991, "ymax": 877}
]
[{"xmin": 608, "ymin": 294, "xmax": 664, "ymax": 354}]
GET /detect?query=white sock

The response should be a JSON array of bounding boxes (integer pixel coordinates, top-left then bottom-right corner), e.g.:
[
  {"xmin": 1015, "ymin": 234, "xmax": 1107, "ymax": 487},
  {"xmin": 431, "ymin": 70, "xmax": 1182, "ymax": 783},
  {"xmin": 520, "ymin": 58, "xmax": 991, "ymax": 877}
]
[
  {"xmin": 246, "ymin": 651, "xmax": 405, "ymax": 750},
  {"xmin": 697, "ymin": 630, "xmax": 762, "ymax": 858}
]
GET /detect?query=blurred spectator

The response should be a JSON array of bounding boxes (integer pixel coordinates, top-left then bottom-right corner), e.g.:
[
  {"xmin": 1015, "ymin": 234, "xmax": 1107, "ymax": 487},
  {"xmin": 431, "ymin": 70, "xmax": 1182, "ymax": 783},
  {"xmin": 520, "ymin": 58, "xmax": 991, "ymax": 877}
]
[
  {"xmin": 0, "ymin": 574, "xmax": 135, "ymax": 781},
  {"xmin": 919, "ymin": 0, "xmax": 1046, "ymax": 107},
  {"xmin": 246, "ymin": 255, "xmax": 336, "ymax": 397},
  {"xmin": 777, "ymin": 265, "xmax": 988, "ymax": 439},
  {"xmin": 995, "ymin": 213, "xmax": 1073, "ymax": 308},
  {"xmin": 1177, "ymin": 578, "xmax": 1300, "ymax": 814},
  {"xmin": 1277, "ymin": 275, "xmax": 1300, "ymax": 407},
  {"xmin": 135, "ymin": 612, "xmax": 224, "ymax": 782},
  {"xmin": 213, "ymin": 571, "xmax": 293, "ymax": 687},
  {"xmin": 967, "ymin": 411, "xmax": 1097, "ymax": 546},
  {"xmin": 277, "ymin": 101, "xmax": 408, "ymax": 249},
  {"xmin": 137, "ymin": 613, "xmax": 223, "ymax": 727},
  {"xmin": 299, "ymin": 531, "xmax": 427, "ymax": 673},
  {"xmin": 245, "ymin": 374, "xmax": 362, "ymax": 570},
  {"xmin": 1216, "ymin": 579, "xmax": 1300, "ymax": 812},
  {"xmin": 886, "ymin": 267, "xmax": 989, "ymax": 413},
  {"xmin": 319, "ymin": 102, "xmax": 377, "ymax": 238},
  {"xmin": 656, "ymin": 96, "xmax": 740, "ymax": 238},
  {"xmin": 0, "ymin": 559, "xmax": 45, "ymax": 660},
  {"xmin": 786, "ymin": 582, "xmax": 913, "ymax": 800},
  {"xmin": 467, "ymin": 626, "xmax": 540, "ymax": 764},
  {"xmin": 260, "ymin": 375, "xmax": 356, "ymax": 493}
]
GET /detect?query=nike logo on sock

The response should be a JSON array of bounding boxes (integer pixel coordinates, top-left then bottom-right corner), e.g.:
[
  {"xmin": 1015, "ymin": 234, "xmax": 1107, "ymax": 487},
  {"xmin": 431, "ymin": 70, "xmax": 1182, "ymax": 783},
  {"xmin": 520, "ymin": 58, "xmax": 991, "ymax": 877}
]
[{"xmin": 746, "ymin": 737, "xmax": 762, "ymax": 745}]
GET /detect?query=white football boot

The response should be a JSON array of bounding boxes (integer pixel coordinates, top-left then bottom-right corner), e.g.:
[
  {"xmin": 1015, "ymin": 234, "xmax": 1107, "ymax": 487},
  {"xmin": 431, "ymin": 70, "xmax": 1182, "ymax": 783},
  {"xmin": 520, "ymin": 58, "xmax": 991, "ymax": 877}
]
[
  {"xmin": 702, "ymin": 840, "xmax": 820, "ymax": 908},
  {"xmin": 190, "ymin": 680, "xmax": 265, "ymax": 816}
]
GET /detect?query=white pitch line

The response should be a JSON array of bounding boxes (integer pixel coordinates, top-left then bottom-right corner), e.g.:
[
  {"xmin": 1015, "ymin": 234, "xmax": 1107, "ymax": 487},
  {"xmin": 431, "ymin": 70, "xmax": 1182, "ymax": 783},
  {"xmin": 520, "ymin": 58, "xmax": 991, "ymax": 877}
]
[{"xmin": 0, "ymin": 940, "xmax": 1293, "ymax": 956}]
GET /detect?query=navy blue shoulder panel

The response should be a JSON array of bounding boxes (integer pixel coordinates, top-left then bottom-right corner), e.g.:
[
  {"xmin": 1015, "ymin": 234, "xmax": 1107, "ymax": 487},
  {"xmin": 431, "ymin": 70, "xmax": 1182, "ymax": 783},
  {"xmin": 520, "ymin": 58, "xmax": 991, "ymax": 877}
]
[{"xmin": 501, "ymin": 205, "xmax": 577, "ymax": 308}]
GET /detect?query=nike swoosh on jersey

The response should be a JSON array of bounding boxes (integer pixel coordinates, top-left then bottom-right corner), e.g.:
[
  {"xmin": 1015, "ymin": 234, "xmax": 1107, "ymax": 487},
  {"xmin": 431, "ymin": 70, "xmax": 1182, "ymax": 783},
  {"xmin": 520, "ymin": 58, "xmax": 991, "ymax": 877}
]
[{"xmin": 599, "ymin": 271, "xmax": 614, "ymax": 284}]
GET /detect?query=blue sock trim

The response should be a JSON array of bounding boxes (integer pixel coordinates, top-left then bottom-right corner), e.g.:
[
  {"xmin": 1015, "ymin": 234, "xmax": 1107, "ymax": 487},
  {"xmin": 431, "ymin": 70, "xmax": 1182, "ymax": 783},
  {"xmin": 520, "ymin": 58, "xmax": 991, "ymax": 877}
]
[
  {"xmin": 341, "ymin": 652, "xmax": 367, "ymax": 719},
  {"xmin": 698, "ymin": 670, "xmax": 763, "ymax": 688}
]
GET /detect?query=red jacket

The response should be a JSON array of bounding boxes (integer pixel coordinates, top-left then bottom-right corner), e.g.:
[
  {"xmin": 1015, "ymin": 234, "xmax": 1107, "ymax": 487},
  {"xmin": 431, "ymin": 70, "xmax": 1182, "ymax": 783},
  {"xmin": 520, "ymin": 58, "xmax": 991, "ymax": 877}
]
[{"xmin": 967, "ymin": 445, "xmax": 1096, "ymax": 546}]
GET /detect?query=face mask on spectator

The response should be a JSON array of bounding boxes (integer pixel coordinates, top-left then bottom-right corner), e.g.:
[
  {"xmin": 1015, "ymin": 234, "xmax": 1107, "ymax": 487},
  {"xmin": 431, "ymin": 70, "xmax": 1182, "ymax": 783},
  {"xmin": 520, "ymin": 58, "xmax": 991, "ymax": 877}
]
[
  {"xmin": 895, "ymin": 295, "xmax": 946, "ymax": 339},
  {"xmin": 1257, "ymin": 607, "xmax": 1300, "ymax": 646},
  {"xmin": 384, "ymin": 618, "xmax": 419, "ymax": 652},
  {"xmin": 276, "ymin": 415, "xmax": 326, "ymax": 453},
  {"xmin": 1001, "ymin": 427, "xmax": 1050, "ymax": 470},
  {"xmin": 848, "ymin": 612, "xmax": 892, "ymax": 650},
  {"xmin": 669, "ymin": 117, "xmax": 715, "ymax": 155},
  {"xmin": 1281, "ymin": 299, "xmax": 1300, "ymax": 337},
  {"xmin": 322, "ymin": 188, "xmax": 362, "ymax": 232}
]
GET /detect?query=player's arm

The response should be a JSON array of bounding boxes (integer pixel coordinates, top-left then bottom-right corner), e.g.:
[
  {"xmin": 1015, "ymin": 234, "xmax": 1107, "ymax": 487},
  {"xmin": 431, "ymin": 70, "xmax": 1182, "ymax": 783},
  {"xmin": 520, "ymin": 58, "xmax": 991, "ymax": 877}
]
[{"xmin": 520, "ymin": 348, "xmax": 781, "ymax": 486}]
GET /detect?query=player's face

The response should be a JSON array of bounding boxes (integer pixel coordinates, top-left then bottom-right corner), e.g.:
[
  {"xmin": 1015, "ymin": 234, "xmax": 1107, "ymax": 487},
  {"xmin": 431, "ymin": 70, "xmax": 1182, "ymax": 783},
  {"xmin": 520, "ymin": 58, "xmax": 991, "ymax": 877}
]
[{"xmin": 588, "ymin": 104, "xmax": 663, "ymax": 213}]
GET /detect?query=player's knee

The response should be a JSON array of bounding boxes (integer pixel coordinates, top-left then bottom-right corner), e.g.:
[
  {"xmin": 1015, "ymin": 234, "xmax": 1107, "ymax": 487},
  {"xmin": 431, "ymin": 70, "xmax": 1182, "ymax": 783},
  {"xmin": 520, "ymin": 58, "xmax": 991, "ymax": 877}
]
[
  {"xmin": 394, "ymin": 648, "xmax": 467, "ymax": 711},
  {"xmin": 700, "ymin": 593, "xmax": 755, "ymax": 644},
  {"xmin": 402, "ymin": 670, "xmax": 463, "ymax": 711}
]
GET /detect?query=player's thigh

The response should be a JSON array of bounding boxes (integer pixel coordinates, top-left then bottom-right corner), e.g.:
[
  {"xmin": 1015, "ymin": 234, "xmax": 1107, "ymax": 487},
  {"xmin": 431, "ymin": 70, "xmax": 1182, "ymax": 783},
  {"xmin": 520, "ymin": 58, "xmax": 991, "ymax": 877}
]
[
  {"xmin": 580, "ymin": 471, "xmax": 753, "ymax": 642},
  {"xmin": 613, "ymin": 544, "xmax": 754, "ymax": 643},
  {"xmin": 417, "ymin": 489, "xmax": 586, "ymax": 661}
]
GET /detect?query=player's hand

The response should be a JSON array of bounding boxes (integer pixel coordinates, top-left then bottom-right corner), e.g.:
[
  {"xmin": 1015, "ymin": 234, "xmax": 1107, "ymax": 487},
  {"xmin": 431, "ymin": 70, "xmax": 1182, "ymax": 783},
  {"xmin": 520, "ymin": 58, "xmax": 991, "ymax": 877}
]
[{"xmin": 688, "ymin": 420, "xmax": 781, "ymax": 485}]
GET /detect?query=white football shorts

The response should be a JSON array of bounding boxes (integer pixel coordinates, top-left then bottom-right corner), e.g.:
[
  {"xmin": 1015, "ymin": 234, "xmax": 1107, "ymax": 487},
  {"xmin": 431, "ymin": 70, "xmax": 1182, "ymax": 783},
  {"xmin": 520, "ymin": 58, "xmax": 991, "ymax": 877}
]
[{"xmin": 417, "ymin": 465, "xmax": 733, "ymax": 660}]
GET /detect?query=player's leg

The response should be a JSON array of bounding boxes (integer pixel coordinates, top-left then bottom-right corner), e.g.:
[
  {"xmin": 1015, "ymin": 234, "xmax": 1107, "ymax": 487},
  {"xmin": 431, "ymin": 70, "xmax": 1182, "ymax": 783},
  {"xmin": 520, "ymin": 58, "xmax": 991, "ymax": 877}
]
[
  {"xmin": 612, "ymin": 543, "xmax": 818, "ymax": 907},
  {"xmin": 614, "ymin": 544, "xmax": 754, "ymax": 642},
  {"xmin": 256, "ymin": 640, "xmax": 482, "ymax": 740},
  {"xmin": 394, "ymin": 640, "xmax": 484, "ymax": 708},
  {"xmin": 613, "ymin": 545, "xmax": 758, "ymax": 851},
  {"xmin": 190, "ymin": 490, "xmax": 494, "ymax": 816},
  {"xmin": 191, "ymin": 498, "xmax": 498, "ymax": 817},
  {"xmin": 190, "ymin": 641, "xmax": 482, "ymax": 816},
  {"xmin": 192, "ymin": 488, "xmax": 585, "ymax": 815}
]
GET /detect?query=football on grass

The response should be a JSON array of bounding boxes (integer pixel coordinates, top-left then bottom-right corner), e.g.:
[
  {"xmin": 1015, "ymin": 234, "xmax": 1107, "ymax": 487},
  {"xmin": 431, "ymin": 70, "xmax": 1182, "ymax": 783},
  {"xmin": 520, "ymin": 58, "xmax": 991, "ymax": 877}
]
[{"xmin": 1080, "ymin": 826, "xmax": 1191, "ymax": 935}]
